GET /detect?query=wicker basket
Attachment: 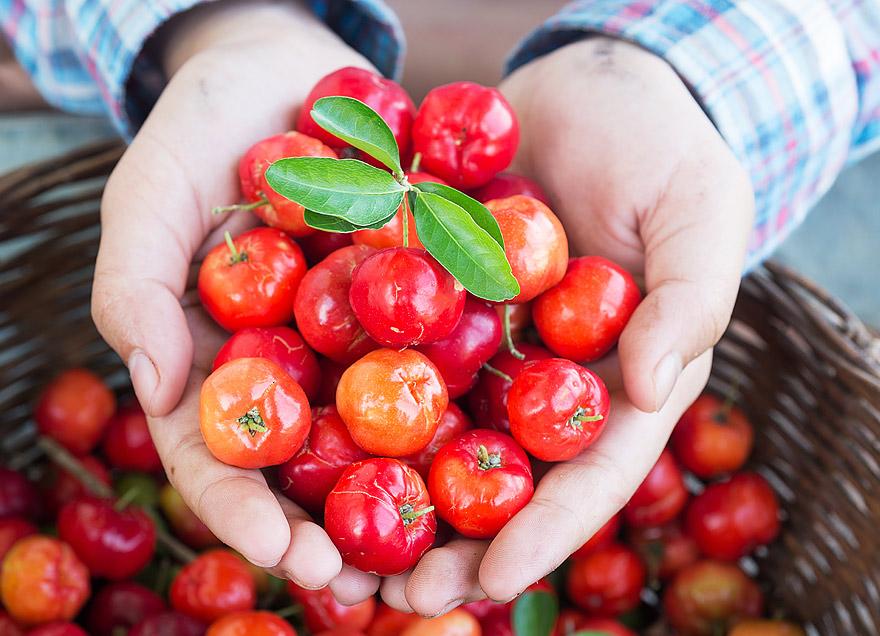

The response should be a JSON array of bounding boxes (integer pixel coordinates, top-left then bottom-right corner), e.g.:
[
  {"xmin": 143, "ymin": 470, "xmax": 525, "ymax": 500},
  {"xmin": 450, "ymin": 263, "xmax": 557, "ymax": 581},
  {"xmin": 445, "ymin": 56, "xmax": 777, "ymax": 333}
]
[{"xmin": 1, "ymin": 142, "xmax": 879, "ymax": 635}]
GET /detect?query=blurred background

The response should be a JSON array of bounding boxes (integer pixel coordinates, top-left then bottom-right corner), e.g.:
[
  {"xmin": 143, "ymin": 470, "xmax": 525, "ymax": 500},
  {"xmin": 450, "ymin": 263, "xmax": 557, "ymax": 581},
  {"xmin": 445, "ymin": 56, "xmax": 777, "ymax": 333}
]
[{"xmin": 2, "ymin": 0, "xmax": 877, "ymax": 325}]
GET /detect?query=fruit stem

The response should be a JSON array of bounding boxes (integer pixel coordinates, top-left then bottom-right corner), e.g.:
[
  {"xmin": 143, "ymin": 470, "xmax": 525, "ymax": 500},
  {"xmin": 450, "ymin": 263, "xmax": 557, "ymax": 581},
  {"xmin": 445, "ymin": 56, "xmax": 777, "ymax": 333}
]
[
  {"xmin": 410, "ymin": 152, "xmax": 422, "ymax": 173},
  {"xmin": 275, "ymin": 605, "xmax": 302, "ymax": 619},
  {"xmin": 569, "ymin": 407, "xmax": 604, "ymax": 429},
  {"xmin": 114, "ymin": 485, "xmax": 141, "ymax": 511},
  {"xmin": 402, "ymin": 196, "xmax": 410, "ymax": 249},
  {"xmin": 212, "ymin": 197, "xmax": 267, "ymax": 215},
  {"xmin": 476, "ymin": 444, "xmax": 502, "ymax": 471},
  {"xmin": 399, "ymin": 503, "xmax": 435, "ymax": 524},
  {"xmin": 237, "ymin": 406, "xmax": 268, "ymax": 436},
  {"xmin": 502, "ymin": 304, "xmax": 525, "ymax": 360},
  {"xmin": 715, "ymin": 378, "xmax": 741, "ymax": 424},
  {"xmin": 224, "ymin": 231, "xmax": 247, "ymax": 264},
  {"xmin": 482, "ymin": 362, "xmax": 513, "ymax": 384}
]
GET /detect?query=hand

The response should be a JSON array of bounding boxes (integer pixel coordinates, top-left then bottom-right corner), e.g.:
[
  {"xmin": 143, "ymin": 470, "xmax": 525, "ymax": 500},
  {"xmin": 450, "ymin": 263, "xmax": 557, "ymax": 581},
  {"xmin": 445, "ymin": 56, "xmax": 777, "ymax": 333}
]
[
  {"xmin": 91, "ymin": 0, "xmax": 380, "ymax": 597},
  {"xmin": 379, "ymin": 37, "xmax": 754, "ymax": 614}
]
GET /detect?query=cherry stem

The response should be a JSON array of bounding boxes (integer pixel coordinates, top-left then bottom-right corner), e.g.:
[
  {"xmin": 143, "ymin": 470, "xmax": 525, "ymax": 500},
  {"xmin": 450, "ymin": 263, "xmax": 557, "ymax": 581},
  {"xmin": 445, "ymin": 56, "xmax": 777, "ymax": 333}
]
[
  {"xmin": 571, "ymin": 406, "xmax": 604, "ymax": 425},
  {"xmin": 212, "ymin": 197, "xmax": 267, "ymax": 215},
  {"xmin": 237, "ymin": 406, "xmax": 268, "ymax": 436},
  {"xmin": 114, "ymin": 485, "xmax": 140, "ymax": 511},
  {"xmin": 402, "ymin": 196, "xmax": 410, "ymax": 249},
  {"xmin": 224, "ymin": 231, "xmax": 247, "ymax": 264},
  {"xmin": 502, "ymin": 305, "xmax": 525, "ymax": 360},
  {"xmin": 409, "ymin": 152, "xmax": 422, "ymax": 173},
  {"xmin": 476, "ymin": 444, "xmax": 502, "ymax": 471},
  {"xmin": 38, "ymin": 436, "xmax": 197, "ymax": 563},
  {"xmin": 399, "ymin": 503, "xmax": 435, "ymax": 524},
  {"xmin": 715, "ymin": 376, "xmax": 742, "ymax": 424},
  {"xmin": 275, "ymin": 605, "xmax": 302, "ymax": 619},
  {"xmin": 482, "ymin": 362, "xmax": 513, "ymax": 384}
]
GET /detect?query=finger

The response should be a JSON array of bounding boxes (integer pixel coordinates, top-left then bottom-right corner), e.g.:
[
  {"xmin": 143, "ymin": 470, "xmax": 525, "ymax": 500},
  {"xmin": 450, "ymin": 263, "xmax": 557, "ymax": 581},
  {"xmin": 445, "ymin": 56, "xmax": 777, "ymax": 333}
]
[
  {"xmin": 479, "ymin": 352, "xmax": 712, "ymax": 601},
  {"xmin": 619, "ymin": 152, "xmax": 753, "ymax": 412},
  {"xmin": 405, "ymin": 539, "xmax": 490, "ymax": 617},
  {"xmin": 271, "ymin": 491, "xmax": 342, "ymax": 589},
  {"xmin": 329, "ymin": 565, "xmax": 381, "ymax": 606},
  {"xmin": 380, "ymin": 570, "xmax": 415, "ymax": 614}
]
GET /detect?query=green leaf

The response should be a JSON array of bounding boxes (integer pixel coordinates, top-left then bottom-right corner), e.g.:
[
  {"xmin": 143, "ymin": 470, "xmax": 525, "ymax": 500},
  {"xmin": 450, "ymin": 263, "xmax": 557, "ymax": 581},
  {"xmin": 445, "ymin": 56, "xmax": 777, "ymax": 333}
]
[
  {"xmin": 265, "ymin": 157, "xmax": 405, "ymax": 226},
  {"xmin": 512, "ymin": 590, "xmax": 558, "ymax": 636},
  {"xmin": 303, "ymin": 209, "xmax": 395, "ymax": 233},
  {"xmin": 414, "ymin": 181, "xmax": 505, "ymax": 248},
  {"xmin": 311, "ymin": 96, "xmax": 402, "ymax": 175},
  {"xmin": 412, "ymin": 192, "xmax": 519, "ymax": 302}
]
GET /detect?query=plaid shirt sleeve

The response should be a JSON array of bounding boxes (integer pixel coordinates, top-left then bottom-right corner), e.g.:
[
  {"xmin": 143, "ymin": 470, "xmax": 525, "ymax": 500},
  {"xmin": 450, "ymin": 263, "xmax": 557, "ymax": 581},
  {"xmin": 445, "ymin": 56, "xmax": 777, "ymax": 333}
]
[
  {"xmin": 0, "ymin": 0, "xmax": 403, "ymax": 138},
  {"xmin": 507, "ymin": 1, "xmax": 880, "ymax": 268}
]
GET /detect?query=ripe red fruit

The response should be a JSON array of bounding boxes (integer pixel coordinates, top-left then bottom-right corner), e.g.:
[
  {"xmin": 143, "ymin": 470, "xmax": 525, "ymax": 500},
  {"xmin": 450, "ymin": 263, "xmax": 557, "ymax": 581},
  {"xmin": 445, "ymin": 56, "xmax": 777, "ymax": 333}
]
[
  {"xmin": 566, "ymin": 544, "xmax": 646, "ymax": 617},
  {"xmin": 416, "ymin": 298, "xmax": 502, "ymax": 398},
  {"xmin": 27, "ymin": 624, "xmax": 88, "ymax": 636},
  {"xmin": 469, "ymin": 172, "xmax": 550, "ymax": 206},
  {"xmin": 486, "ymin": 196, "xmax": 568, "ymax": 303},
  {"xmin": 278, "ymin": 405, "xmax": 371, "ymax": 513},
  {"xmin": 412, "ymin": 81, "xmax": 518, "ymax": 189},
  {"xmin": 507, "ymin": 358, "xmax": 610, "ymax": 462},
  {"xmin": 296, "ymin": 66, "xmax": 416, "ymax": 162},
  {"xmin": 294, "ymin": 245, "xmax": 378, "ymax": 365},
  {"xmin": 729, "ymin": 620, "xmax": 805, "ymax": 636},
  {"xmin": 213, "ymin": 327, "xmax": 321, "ymax": 402},
  {"xmin": 349, "ymin": 248, "xmax": 465, "ymax": 348},
  {"xmin": 288, "ymin": 583, "xmax": 375, "ymax": 633},
  {"xmin": 158, "ymin": 483, "xmax": 220, "ymax": 549},
  {"xmin": 101, "ymin": 403, "xmax": 162, "ymax": 472},
  {"xmin": 623, "ymin": 450, "xmax": 689, "ymax": 528},
  {"xmin": 628, "ymin": 521, "xmax": 700, "ymax": 582},
  {"xmin": 685, "ymin": 472, "xmax": 780, "ymax": 561},
  {"xmin": 671, "ymin": 394, "xmax": 755, "ymax": 478},
  {"xmin": 198, "ymin": 227, "xmax": 306, "ymax": 332},
  {"xmin": 401, "ymin": 609, "xmax": 481, "ymax": 636},
  {"xmin": 428, "ymin": 429, "xmax": 533, "ymax": 538},
  {"xmin": 572, "ymin": 513, "xmax": 620, "ymax": 559},
  {"xmin": 299, "ymin": 231, "xmax": 354, "ymax": 266},
  {"xmin": 0, "ymin": 612, "xmax": 22, "ymax": 636},
  {"xmin": 0, "ymin": 536, "xmax": 90, "ymax": 626},
  {"xmin": 401, "ymin": 403, "xmax": 472, "ymax": 480},
  {"xmin": 57, "ymin": 496, "xmax": 156, "ymax": 580},
  {"xmin": 237, "ymin": 131, "xmax": 338, "ymax": 236},
  {"xmin": 129, "ymin": 612, "xmax": 206, "ymax": 636},
  {"xmin": 533, "ymin": 256, "xmax": 641, "ymax": 362},
  {"xmin": 0, "ymin": 518, "xmax": 36, "ymax": 563},
  {"xmin": 170, "ymin": 550, "xmax": 256, "ymax": 623},
  {"xmin": 35, "ymin": 368, "xmax": 115, "ymax": 455},
  {"xmin": 336, "ymin": 348, "xmax": 447, "ymax": 457},
  {"xmin": 200, "ymin": 358, "xmax": 311, "ymax": 469},
  {"xmin": 555, "ymin": 613, "xmax": 635, "ymax": 636},
  {"xmin": 86, "ymin": 582, "xmax": 166, "ymax": 636},
  {"xmin": 664, "ymin": 561, "xmax": 763, "ymax": 636},
  {"xmin": 366, "ymin": 604, "xmax": 419, "ymax": 636},
  {"xmin": 42, "ymin": 455, "xmax": 111, "ymax": 513},
  {"xmin": 207, "ymin": 611, "xmax": 296, "ymax": 636},
  {"xmin": 0, "ymin": 469, "xmax": 39, "ymax": 520},
  {"xmin": 468, "ymin": 344, "xmax": 553, "ymax": 434},
  {"xmin": 325, "ymin": 458, "xmax": 436, "ymax": 576}
]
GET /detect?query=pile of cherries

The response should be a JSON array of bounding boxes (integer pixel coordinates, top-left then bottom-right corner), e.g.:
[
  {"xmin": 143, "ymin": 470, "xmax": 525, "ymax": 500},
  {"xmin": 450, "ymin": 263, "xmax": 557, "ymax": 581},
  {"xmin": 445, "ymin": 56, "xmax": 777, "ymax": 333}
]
[{"xmin": 0, "ymin": 66, "xmax": 804, "ymax": 636}]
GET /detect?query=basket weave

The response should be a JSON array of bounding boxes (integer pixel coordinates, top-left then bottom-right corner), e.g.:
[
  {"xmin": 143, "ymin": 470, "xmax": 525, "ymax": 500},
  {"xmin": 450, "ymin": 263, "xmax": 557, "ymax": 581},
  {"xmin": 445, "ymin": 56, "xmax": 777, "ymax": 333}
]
[{"xmin": 1, "ymin": 142, "xmax": 879, "ymax": 635}]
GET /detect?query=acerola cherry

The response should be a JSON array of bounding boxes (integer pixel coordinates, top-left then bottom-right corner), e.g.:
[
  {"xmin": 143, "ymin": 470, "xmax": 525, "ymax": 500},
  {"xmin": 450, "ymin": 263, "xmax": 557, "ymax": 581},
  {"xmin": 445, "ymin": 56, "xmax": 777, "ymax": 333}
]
[
  {"xmin": 469, "ymin": 172, "xmax": 550, "ymax": 205},
  {"xmin": 35, "ymin": 368, "xmax": 115, "ymax": 455},
  {"xmin": 170, "ymin": 550, "xmax": 256, "ymax": 623},
  {"xmin": 0, "ymin": 536, "xmax": 90, "ymax": 626},
  {"xmin": 566, "ymin": 544, "xmax": 646, "ymax": 617},
  {"xmin": 349, "ymin": 248, "xmax": 465, "ymax": 348},
  {"xmin": 0, "ymin": 469, "xmax": 39, "ymax": 520},
  {"xmin": 101, "ymin": 403, "xmax": 162, "ymax": 472},
  {"xmin": 664, "ymin": 561, "xmax": 763, "ymax": 636},
  {"xmin": 572, "ymin": 513, "xmax": 620, "ymax": 559},
  {"xmin": 159, "ymin": 483, "xmax": 220, "ymax": 549},
  {"xmin": 507, "ymin": 358, "xmax": 610, "ymax": 462},
  {"xmin": 299, "ymin": 231, "xmax": 354, "ymax": 266},
  {"xmin": 293, "ymin": 245, "xmax": 378, "ymax": 365},
  {"xmin": 278, "ymin": 406, "xmax": 371, "ymax": 513},
  {"xmin": 486, "ymin": 196, "xmax": 568, "ymax": 303},
  {"xmin": 27, "ymin": 624, "xmax": 88, "ymax": 636},
  {"xmin": 288, "ymin": 583, "xmax": 375, "ymax": 633},
  {"xmin": 402, "ymin": 609, "xmax": 481, "ymax": 636},
  {"xmin": 0, "ymin": 612, "xmax": 22, "ymax": 636},
  {"xmin": 412, "ymin": 81, "xmax": 518, "ymax": 190},
  {"xmin": 86, "ymin": 582, "xmax": 166, "ymax": 636},
  {"xmin": 628, "ymin": 521, "xmax": 700, "ymax": 582},
  {"xmin": 200, "ymin": 358, "xmax": 311, "ymax": 469},
  {"xmin": 533, "ymin": 256, "xmax": 641, "ymax": 362},
  {"xmin": 325, "ymin": 458, "xmax": 436, "ymax": 576},
  {"xmin": 416, "ymin": 298, "xmax": 502, "ymax": 398},
  {"xmin": 429, "ymin": 429, "xmax": 533, "ymax": 538},
  {"xmin": 685, "ymin": 472, "xmax": 780, "ymax": 561},
  {"xmin": 206, "ymin": 611, "xmax": 296, "ymax": 636},
  {"xmin": 336, "ymin": 348, "xmax": 447, "ymax": 457},
  {"xmin": 366, "ymin": 604, "xmax": 419, "ymax": 636},
  {"xmin": 57, "ymin": 496, "xmax": 156, "ymax": 580},
  {"xmin": 198, "ymin": 227, "xmax": 306, "ymax": 332},
  {"xmin": 129, "ymin": 612, "xmax": 206, "ymax": 636},
  {"xmin": 43, "ymin": 455, "xmax": 111, "ymax": 513},
  {"xmin": 0, "ymin": 518, "xmax": 36, "ymax": 561},
  {"xmin": 296, "ymin": 66, "xmax": 416, "ymax": 161},
  {"xmin": 213, "ymin": 327, "xmax": 321, "ymax": 402},
  {"xmin": 401, "ymin": 403, "xmax": 472, "ymax": 480},
  {"xmin": 623, "ymin": 450, "xmax": 688, "ymax": 528},
  {"xmin": 555, "ymin": 614, "xmax": 635, "ymax": 636},
  {"xmin": 671, "ymin": 394, "xmax": 755, "ymax": 478},
  {"xmin": 728, "ymin": 620, "xmax": 805, "ymax": 636}
]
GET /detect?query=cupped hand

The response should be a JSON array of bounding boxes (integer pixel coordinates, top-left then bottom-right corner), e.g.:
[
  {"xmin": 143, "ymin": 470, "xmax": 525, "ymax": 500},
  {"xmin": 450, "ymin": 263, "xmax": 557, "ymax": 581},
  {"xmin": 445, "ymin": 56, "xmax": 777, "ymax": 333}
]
[
  {"xmin": 90, "ymin": 0, "xmax": 380, "ymax": 593},
  {"xmin": 381, "ymin": 37, "xmax": 754, "ymax": 614}
]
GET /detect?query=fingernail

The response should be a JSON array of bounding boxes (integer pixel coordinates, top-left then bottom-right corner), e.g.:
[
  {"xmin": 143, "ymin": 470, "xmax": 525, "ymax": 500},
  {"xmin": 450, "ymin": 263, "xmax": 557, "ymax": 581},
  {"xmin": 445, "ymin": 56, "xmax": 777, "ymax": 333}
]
[
  {"xmin": 128, "ymin": 350, "xmax": 158, "ymax": 413},
  {"xmin": 653, "ymin": 353, "xmax": 682, "ymax": 412},
  {"xmin": 430, "ymin": 599, "xmax": 463, "ymax": 617}
]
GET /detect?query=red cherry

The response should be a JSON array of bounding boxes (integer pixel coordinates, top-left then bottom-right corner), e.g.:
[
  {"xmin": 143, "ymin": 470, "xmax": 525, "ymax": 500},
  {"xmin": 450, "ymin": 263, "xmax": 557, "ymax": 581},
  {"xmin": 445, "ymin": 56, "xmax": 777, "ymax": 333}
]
[
  {"xmin": 628, "ymin": 521, "xmax": 700, "ymax": 582},
  {"xmin": 400, "ymin": 403, "xmax": 472, "ymax": 480},
  {"xmin": 35, "ymin": 368, "xmax": 115, "ymax": 455},
  {"xmin": 412, "ymin": 82, "xmax": 518, "ymax": 189},
  {"xmin": 294, "ymin": 245, "xmax": 379, "ymax": 365},
  {"xmin": 296, "ymin": 67, "xmax": 416, "ymax": 163},
  {"xmin": 428, "ymin": 429, "xmax": 533, "ymax": 539},
  {"xmin": 401, "ymin": 610, "xmax": 480, "ymax": 636},
  {"xmin": 623, "ymin": 449, "xmax": 689, "ymax": 528},
  {"xmin": 685, "ymin": 472, "xmax": 780, "ymax": 561},
  {"xmin": 129, "ymin": 612, "xmax": 206, "ymax": 636},
  {"xmin": 86, "ymin": 582, "xmax": 166, "ymax": 636},
  {"xmin": 469, "ymin": 172, "xmax": 550, "ymax": 206},
  {"xmin": 507, "ymin": 358, "xmax": 610, "ymax": 462},
  {"xmin": 158, "ymin": 483, "xmax": 220, "ymax": 549},
  {"xmin": 101, "ymin": 404, "xmax": 162, "ymax": 473},
  {"xmin": 671, "ymin": 394, "xmax": 754, "ymax": 478},
  {"xmin": 278, "ymin": 406, "xmax": 371, "ymax": 513},
  {"xmin": 287, "ymin": 583, "xmax": 375, "ymax": 633},
  {"xmin": 533, "ymin": 256, "xmax": 641, "ymax": 362},
  {"xmin": 566, "ymin": 544, "xmax": 646, "ymax": 617},
  {"xmin": 170, "ymin": 550, "xmax": 256, "ymax": 623},
  {"xmin": 349, "ymin": 248, "xmax": 465, "ymax": 348},
  {"xmin": 57, "ymin": 496, "xmax": 156, "ymax": 580},
  {"xmin": 556, "ymin": 616, "xmax": 635, "ymax": 636},
  {"xmin": 325, "ymin": 458, "xmax": 436, "ymax": 576},
  {"xmin": 468, "ymin": 344, "xmax": 553, "ymax": 434},
  {"xmin": 26, "ymin": 624, "xmax": 88, "ymax": 636},
  {"xmin": 299, "ymin": 231, "xmax": 354, "ymax": 266},
  {"xmin": 462, "ymin": 597, "xmax": 512, "ymax": 636},
  {"xmin": 198, "ymin": 228, "xmax": 306, "ymax": 332},
  {"xmin": 572, "ymin": 513, "xmax": 621, "ymax": 559},
  {"xmin": 366, "ymin": 604, "xmax": 419, "ymax": 636},
  {"xmin": 0, "ymin": 518, "xmax": 37, "ymax": 562},
  {"xmin": 0, "ymin": 612, "xmax": 22, "ymax": 636},
  {"xmin": 42, "ymin": 455, "xmax": 111, "ymax": 513},
  {"xmin": 213, "ymin": 327, "xmax": 321, "ymax": 402},
  {"xmin": 0, "ymin": 469, "xmax": 39, "ymax": 520},
  {"xmin": 206, "ymin": 611, "xmax": 296, "ymax": 636},
  {"xmin": 416, "ymin": 298, "xmax": 502, "ymax": 398}
]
